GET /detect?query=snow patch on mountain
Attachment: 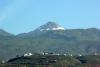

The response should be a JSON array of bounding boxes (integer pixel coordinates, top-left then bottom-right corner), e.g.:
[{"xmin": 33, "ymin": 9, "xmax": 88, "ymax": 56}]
[{"xmin": 52, "ymin": 27, "xmax": 65, "ymax": 30}]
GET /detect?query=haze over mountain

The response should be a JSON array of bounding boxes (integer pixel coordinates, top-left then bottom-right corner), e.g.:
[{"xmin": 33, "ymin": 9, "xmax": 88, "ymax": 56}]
[{"xmin": 0, "ymin": 22, "xmax": 100, "ymax": 60}]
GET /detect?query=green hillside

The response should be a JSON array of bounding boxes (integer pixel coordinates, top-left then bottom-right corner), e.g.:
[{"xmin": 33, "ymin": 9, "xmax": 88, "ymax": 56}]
[
  {"xmin": 1, "ymin": 55, "xmax": 100, "ymax": 67},
  {"xmin": 0, "ymin": 27, "xmax": 100, "ymax": 60}
]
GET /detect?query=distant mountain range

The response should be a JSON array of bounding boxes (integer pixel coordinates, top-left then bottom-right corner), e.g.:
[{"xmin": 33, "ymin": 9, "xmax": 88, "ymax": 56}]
[{"xmin": 0, "ymin": 22, "xmax": 100, "ymax": 60}]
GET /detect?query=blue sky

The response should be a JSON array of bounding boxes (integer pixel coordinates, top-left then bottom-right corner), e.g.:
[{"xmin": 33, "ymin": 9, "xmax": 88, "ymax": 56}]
[{"xmin": 0, "ymin": 0, "xmax": 100, "ymax": 34}]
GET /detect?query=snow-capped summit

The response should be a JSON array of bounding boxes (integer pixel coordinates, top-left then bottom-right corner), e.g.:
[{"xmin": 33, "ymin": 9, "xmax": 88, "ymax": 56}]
[{"xmin": 36, "ymin": 22, "xmax": 65, "ymax": 32}]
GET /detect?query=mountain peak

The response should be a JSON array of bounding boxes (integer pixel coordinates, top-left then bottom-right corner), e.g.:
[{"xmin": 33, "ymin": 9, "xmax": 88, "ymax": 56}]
[{"xmin": 36, "ymin": 21, "xmax": 65, "ymax": 32}]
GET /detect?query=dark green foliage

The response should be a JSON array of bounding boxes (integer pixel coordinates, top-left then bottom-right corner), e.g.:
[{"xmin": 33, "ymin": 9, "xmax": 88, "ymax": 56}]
[{"xmin": 1, "ymin": 55, "xmax": 100, "ymax": 67}]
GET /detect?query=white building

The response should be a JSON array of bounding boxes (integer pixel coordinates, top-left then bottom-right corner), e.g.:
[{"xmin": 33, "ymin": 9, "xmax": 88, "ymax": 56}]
[{"xmin": 24, "ymin": 53, "xmax": 33, "ymax": 57}]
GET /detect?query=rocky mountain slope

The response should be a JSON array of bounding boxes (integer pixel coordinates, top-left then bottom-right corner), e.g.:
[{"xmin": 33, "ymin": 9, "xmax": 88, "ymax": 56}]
[{"xmin": 0, "ymin": 22, "xmax": 100, "ymax": 60}]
